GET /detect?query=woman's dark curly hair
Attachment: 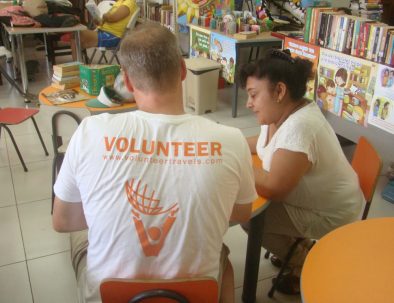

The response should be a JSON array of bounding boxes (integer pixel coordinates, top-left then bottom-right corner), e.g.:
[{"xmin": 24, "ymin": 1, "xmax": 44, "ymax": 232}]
[{"xmin": 239, "ymin": 49, "xmax": 313, "ymax": 100}]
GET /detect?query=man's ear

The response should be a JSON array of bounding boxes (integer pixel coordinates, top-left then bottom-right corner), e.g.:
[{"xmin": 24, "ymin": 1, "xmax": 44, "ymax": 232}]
[
  {"xmin": 180, "ymin": 59, "xmax": 187, "ymax": 81},
  {"xmin": 123, "ymin": 70, "xmax": 135, "ymax": 93}
]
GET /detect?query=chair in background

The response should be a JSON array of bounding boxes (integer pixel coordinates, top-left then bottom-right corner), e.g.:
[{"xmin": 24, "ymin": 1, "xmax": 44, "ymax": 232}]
[
  {"xmin": 351, "ymin": 136, "xmax": 382, "ymax": 219},
  {"xmin": 39, "ymin": 105, "xmax": 90, "ymax": 213},
  {"xmin": 89, "ymin": 7, "xmax": 140, "ymax": 64},
  {"xmin": 0, "ymin": 107, "xmax": 49, "ymax": 172},
  {"xmin": 100, "ymin": 277, "xmax": 218, "ymax": 303},
  {"xmin": 266, "ymin": 136, "xmax": 382, "ymax": 298}
]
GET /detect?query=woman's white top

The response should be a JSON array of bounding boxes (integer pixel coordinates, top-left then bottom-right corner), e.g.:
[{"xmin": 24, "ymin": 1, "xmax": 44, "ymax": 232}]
[{"xmin": 256, "ymin": 102, "xmax": 364, "ymax": 238}]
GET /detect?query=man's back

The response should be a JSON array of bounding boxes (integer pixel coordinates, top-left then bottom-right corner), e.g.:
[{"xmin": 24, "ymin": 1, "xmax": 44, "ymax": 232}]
[{"xmin": 54, "ymin": 111, "xmax": 256, "ymax": 302}]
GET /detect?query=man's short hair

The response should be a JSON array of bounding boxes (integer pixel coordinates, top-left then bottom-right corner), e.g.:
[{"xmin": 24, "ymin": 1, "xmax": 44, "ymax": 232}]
[{"xmin": 119, "ymin": 23, "xmax": 182, "ymax": 92}]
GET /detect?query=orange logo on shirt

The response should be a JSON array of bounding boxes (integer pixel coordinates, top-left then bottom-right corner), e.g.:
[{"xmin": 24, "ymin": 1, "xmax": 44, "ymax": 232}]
[{"xmin": 125, "ymin": 179, "xmax": 179, "ymax": 257}]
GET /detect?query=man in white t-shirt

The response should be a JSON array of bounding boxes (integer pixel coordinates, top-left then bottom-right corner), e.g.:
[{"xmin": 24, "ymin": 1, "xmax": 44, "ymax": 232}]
[{"xmin": 53, "ymin": 23, "xmax": 257, "ymax": 303}]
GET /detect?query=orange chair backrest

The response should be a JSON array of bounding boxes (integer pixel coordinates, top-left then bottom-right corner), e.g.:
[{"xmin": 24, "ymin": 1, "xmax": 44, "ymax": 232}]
[
  {"xmin": 252, "ymin": 154, "xmax": 262, "ymax": 169},
  {"xmin": 100, "ymin": 277, "xmax": 218, "ymax": 303},
  {"xmin": 351, "ymin": 136, "xmax": 382, "ymax": 205}
]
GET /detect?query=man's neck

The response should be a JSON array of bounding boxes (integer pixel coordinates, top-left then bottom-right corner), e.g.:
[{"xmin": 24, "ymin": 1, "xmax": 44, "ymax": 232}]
[{"xmin": 134, "ymin": 88, "xmax": 185, "ymax": 115}]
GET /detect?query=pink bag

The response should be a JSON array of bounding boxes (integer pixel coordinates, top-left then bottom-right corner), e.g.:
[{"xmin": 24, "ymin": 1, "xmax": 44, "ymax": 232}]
[{"xmin": 0, "ymin": 6, "xmax": 41, "ymax": 27}]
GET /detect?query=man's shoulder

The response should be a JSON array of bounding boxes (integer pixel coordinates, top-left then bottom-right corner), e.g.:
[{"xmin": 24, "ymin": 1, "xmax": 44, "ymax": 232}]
[
  {"xmin": 81, "ymin": 112, "xmax": 136, "ymax": 130},
  {"xmin": 192, "ymin": 116, "xmax": 242, "ymax": 132}
]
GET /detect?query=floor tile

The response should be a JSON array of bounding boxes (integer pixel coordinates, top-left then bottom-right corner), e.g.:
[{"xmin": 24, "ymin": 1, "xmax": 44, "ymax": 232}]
[
  {"xmin": 0, "ymin": 262, "xmax": 33, "ymax": 303},
  {"xmin": 235, "ymin": 277, "xmax": 302, "ymax": 303},
  {"xmin": 11, "ymin": 160, "xmax": 52, "ymax": 204},
  {"xmin": 0, "ymin": 206, "xmax": 25, "ymax": 266},
  {"xmin": 28, "ymin": 252, "xmax": 78, "ymax": 303},
  {"xmin": 0, "ymin": 136, "xmax": 9, "ymax": 168},
  {"xmin": 18, "ymin": 199, "xmax": 70, "ymax": 260},
  {"xmin": 6, "ymin": 132, "xmax": 52, "ymax": 166},
  {"xmin": 368, "ymin": 176, "xmax": 394, "ymax": 218},
  {"xmin": 224, "ymin": 225, "xmax": 277, "ymax": 288},
  {"xmin": 0, "ymin": 166, "xmax": 16, "ymax": 208}
]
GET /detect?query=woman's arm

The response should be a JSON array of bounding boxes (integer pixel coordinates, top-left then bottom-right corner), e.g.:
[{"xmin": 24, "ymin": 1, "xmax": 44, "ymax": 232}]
[
  {"xmin": 247, "ymin": 135, "xmax": 259, "ymax": 154},
  {"xmin": 103, "ymin": 5, "xmax": 131, "ymax": 23},
  {"xmin": 255, "ymin": 148, "xmax": 312, "ymax": 201}
]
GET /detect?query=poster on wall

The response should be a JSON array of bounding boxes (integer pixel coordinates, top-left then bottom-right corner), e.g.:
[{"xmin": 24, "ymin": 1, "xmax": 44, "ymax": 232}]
[
  {"xmin": 177, "ymin": 0, "xmax": 234, "ymax": 25},
  {"xmin": 317, "ymin": 48, "xmax": 377, "ymax": 126},
  {"xmin": 284, "ymin": 37, "xmax": 319, "ymax": 101},
  {"xmin": 367, "ymin": 65, "xmax": 394, "ymax": 134},
  {"xmin": 189, "ymin": 26, "xmax": 211, "ymax": 58},
  {"xmin": 210, "ymin": 32, "xmax": 236, "ymax": 83}
]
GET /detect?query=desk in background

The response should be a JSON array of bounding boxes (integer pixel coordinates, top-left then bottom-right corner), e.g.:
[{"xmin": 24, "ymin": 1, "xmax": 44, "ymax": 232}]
[
  {"xmin": 3, "ymin": 24, "xmax": 86, "ymax": 101},
  {"xmin": 301, "ymin": 217, "xmax": 394, "ymax": 303},
  {"xmin": 188, "ymin": 24, "xmax": 282, "ymax": 118},
  {"xmin": 39, "ymin": 86, "xmax": 138, "ymax": 114}
]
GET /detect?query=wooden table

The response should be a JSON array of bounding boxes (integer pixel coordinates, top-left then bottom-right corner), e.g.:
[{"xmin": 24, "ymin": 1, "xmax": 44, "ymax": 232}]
[
  {"xmin": 3, "ymin": 24, "xmax": 86, "ymax": 101},
  {"xmin": 301, "ymin": 217, "xmax": 394, "ymax": 303},
  {"xmin": 39, "ymin": 86, "xmax": 138, "ymax": 114},
  {"xmin": 242, "ymin": 154, "xmax": 269, "ymax": 303}
]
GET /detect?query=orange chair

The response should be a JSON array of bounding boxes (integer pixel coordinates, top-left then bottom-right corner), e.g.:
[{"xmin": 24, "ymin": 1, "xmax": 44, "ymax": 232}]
[
  {"xmin": 100, "ymin": 277, "xmax": 218, "ymax": 303},
  {"xmin": 0, "ymin": 107, "xmax": 49, "ymax": 172},
  {"xmin": 351, "ymin": 136, "xmax": 382, "ymax": 219}
]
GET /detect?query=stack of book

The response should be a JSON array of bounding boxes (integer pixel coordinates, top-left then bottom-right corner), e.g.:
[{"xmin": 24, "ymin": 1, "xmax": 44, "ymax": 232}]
[
  {"xmin": 51, "ymin": 62, "xmax": 82, "ymax": 90},
  {"xmin": 304, "ymin": 7, "xmax": 394, "ymax": 65},
  {"xmin": 350, "ymin": 0, "xmax": 383, "ymax": 21}
]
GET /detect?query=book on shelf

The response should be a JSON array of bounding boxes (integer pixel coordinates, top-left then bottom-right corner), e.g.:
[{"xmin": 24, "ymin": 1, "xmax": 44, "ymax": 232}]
[
  {"xmin": 53, "ymin": 62, "xmax": 82, "ymax": 73},
  {"xmin": 305, "ymin": 7, "xmax": 393, "ymax": 66}
]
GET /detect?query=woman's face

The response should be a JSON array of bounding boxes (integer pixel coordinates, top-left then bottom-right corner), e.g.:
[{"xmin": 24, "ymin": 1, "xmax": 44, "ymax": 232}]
[{"xmin": 246, "ymin": 76, "xmax": 281, "ymax": 125}]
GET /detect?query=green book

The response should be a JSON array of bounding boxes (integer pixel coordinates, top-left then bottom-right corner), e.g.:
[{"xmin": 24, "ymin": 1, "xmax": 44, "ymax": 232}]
[{"xmin": 304, "ymin": 7, "xmax": 313, "ymax": 43}]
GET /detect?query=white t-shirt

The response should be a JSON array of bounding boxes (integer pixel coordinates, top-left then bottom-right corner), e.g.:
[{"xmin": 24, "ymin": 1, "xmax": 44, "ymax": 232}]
[
  {"xmin": 54, "ymin": 111, "xmax": 257, "ymax": 303},
  {"xmin": 256, "ymin": 102, "xmax": 364, "ymax": 239}
]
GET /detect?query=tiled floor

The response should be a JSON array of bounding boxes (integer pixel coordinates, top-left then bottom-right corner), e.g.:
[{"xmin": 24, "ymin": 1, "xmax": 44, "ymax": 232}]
[{"xmin": 1, "ymin": 42, "xmax": 393, "ymax": 303}]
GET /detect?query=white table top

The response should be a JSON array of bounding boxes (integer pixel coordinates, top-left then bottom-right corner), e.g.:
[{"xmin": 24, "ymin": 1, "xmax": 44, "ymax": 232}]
[{"xmin": 4, "ymin": 24, "xmax": 87, "ymax": 35}]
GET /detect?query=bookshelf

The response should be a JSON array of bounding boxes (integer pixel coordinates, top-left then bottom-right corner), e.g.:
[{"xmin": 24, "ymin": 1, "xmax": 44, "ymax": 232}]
[
  {"xmin": 138, "ymin": 0, "xmax": 177, "ymax": 33},
  {"xmin": 278, "ymin": 5, "xmax": 394, "ymax": 169}
]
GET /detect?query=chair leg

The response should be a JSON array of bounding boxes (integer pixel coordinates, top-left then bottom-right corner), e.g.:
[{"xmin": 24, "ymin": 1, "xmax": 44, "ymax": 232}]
[
  {"xmin": 51, "ymin": 152, "xmax": 64, "ymax": 214},
  {"xmin": 89, "ymin": 48, "xmax": 97, "ymax": 63},
  {"xmin": 2, "ymin": 124, "xmax": 28, "ymax": 172},
  {"xmin": 31, "ymin": 117, "xmax": 49, "ymax": 156},
  {"xmin": 51, "ymin": 156, "xmax": 56, "ymax": 214},
  {"xmin": 268, "ymin": 237, "xmax": 304, "ymax": 298},
  {"xmin": 361, "ymin": 202, "xmax": 371, "ymax": 220},
  {"xmin": 98, "ymin": 51, "xmax": 108, "ymax": 64}
]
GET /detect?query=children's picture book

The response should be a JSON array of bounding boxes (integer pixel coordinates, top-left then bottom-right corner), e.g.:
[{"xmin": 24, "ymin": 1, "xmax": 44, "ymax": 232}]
[
  {"xmin": 190, "ymin": 26, "xmax": 211, "ymax": 59},
  {"xmin": 42, "ymin": 89, "xmax": 90, "ymax": 105},
  {"xmin": 284, "ymin": 37, "xmax": 320, "ymax": 101},
  {"xmin": 317, "ymin": 48, "xmax": 377, "ymax": 126},
  {"xmin": 367, "ymin": 65, "xmax": 394, "ymax": 134},
  {"xmin": 210, "ymin": 32, "xmax": 236, "ymax": 83}
]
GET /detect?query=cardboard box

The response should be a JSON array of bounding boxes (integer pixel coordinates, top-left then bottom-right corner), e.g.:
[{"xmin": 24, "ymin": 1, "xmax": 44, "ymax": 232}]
[{"xmin": 79, "ymin": 65, "xmax": 120, "ymax": 96}]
